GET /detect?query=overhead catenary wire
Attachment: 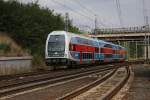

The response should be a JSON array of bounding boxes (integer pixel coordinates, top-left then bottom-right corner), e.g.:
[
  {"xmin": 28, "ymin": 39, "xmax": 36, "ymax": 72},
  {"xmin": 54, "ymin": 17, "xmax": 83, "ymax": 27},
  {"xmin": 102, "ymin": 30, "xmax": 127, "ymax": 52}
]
[
  {"xmin": 115, "ymin": 0, "xmax": 124, "ymax": 28},
  {"xmin": 71, "ymin": 0, "xmax": 96, "ymax": 15},
  {"xmin": 64, "ymin": 0, "xmax": 96, "ymax": 30},
  {"xmin": 72, "ymin": 0, "xmax": 107, "ymax": 28},
  {"xmin": 51, "ymin": 0, "xmax": 94, "ymax": 22},
  {"xmin": 142, "ymin": 0, "xmax": 149, "ymax": 26},
  {"xmin": 51, "ymin": 0, "xmax": 117, "ymax": 31},
  {"xmin": 51, "ymin": 0, "xmax": 98, "ymax": 31}
]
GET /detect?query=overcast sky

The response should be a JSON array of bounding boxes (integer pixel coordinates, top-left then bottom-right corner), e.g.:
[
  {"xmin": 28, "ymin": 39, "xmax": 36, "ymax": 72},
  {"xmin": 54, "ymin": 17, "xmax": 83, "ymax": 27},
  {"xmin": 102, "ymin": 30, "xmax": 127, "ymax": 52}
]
[{"xmin": 18, "ymin": 0, "xmax": 150, "ymax": 31}]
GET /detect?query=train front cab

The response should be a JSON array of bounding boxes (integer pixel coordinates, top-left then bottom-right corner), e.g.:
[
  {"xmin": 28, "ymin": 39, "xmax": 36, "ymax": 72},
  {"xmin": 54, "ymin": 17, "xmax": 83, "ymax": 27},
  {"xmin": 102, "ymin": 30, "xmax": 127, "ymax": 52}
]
[{"xmin": 45, "ymin": 31, "xmax": 69, "ymax": 66}]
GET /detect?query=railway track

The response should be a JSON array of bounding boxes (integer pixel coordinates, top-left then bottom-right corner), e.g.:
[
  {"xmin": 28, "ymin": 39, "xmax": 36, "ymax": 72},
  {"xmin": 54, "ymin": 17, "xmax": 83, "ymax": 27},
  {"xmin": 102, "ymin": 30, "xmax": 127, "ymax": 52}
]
[
  {"xmin": 0, "ymin": 65, "xmax": 114, "ymax": 98},
  {"xmin": 58, "ymin": 68, "xmax": 117, "ymax": 100},
  {"xmin": 69, "ymin": 66, "xmax": 130, "ymax": 100},
  {"xmin": 0, "ymin": 61, "xmax": 135, "ymax": 100},
  {"xmin": 0, "ymin": 65, "xmax": 114, "ymax": 88},
  {"xmin": 101, "ymin": 66, "xmax": 130, "ymax": 100},
  {"xmin": 0, "ymin": 60, "xmax": 141, "ymax": 82},
  {"xmin": 0, "ymin": 60, "xmax": 136, "ymax": 81}
]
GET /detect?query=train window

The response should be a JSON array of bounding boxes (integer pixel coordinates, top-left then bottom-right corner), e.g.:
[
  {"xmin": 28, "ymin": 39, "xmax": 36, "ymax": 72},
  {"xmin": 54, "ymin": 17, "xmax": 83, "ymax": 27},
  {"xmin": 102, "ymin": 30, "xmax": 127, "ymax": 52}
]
[
  {"xmin": 76, "ymin": 37, "xmax": 80, "ymax": 44},
  {"xmin": 88, "ymin": 40, "xmax": 92, "ymax": 45},
  {"xmin": 49, "ymin": 35, "xmax": 65, "ymax": 42},
  {"xmin": 48, "ymin": 35, "xmax": 65, "ymax": 52},
  {"xmin": 105, "ymin": 54, "xmax": 112, "ymax": 58},
  {"xmin": 92, "ymin": 41, "xmax": 98, "ymax": 47},
  {"xmin": 82, "ymin": 53, "xmax": 84, "ymax": 59},
  {"xmin": 120, "ymin": 55, "xmax": 123, "ymax": 58},
  {"xmin": 89, "ymin": 53, "xmax": 92, "ymax": 59},
  {"xmin": 117, "ymin": 46, "xmax": 122, "ymax": 50},
  {"xmin": 81, "ymin": 53, "xmax": 94, "ymax": 59},
  {"xmin": 87, "ymin": 53, "xmax": 89, "ymax": 59},
  {"xmin": 69, "ymin": 44, "xmax": 76, "ymax": 51},
  {"xmin": 95, "ymin": 48, "xmax": 99, "ymax": 53},
  {"xmin": 85, "ymin": 53, "xmax": 87, "ymax": 59},
  {"xmin": 104, "ymin": 44, "xmax": 112, "ymax": 48},
  {"xmin": 86, "ymin": 53, "xmax": 88, "ymax": 59},
  {"xmin": 82, "ymin": 53, "xmax": 88, "ymax": 59},
  {"xmin": 113, "ymin": 50, "xmax": 116, "ymax": 54},
  {"xmin": 82, "ymin": 53, "xmax": 85, "ymax": 59},
  {"xmin": 86, "ymin": 53, "xmax": 89, "ymax": 59},
  {"xmin": 99, "ymin": 42, "xmax": 105, "ymax": 47},
  {"xmin": 76, "ymin": 37, "xmax": 97, "ymax": 46},
  {"xmin": 71, "ymin": 37, "xmax": 78, "ymax": 44},
  {"xmin": 87, "ymin": 53, "xmax": 90, "ymax": 59}
]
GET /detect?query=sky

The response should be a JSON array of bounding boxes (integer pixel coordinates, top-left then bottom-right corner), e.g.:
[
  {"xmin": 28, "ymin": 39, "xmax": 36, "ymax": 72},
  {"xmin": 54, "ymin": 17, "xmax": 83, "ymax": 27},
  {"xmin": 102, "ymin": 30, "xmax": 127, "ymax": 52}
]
[{"xmin": 17, "ymin": 0, "xmax": 150, "ymax": 31}]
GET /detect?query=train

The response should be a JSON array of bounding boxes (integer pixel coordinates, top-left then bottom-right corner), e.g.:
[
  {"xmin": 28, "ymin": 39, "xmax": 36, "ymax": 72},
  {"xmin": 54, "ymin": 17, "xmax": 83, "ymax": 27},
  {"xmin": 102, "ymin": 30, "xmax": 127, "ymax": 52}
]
[{"xmin": 45, "ymin": 31, "xmax": 127, "ymax": 67}]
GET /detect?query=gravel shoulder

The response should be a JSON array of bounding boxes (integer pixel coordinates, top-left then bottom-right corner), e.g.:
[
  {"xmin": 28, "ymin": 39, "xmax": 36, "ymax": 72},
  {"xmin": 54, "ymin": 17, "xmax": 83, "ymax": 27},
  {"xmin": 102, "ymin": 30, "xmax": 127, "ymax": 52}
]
[
  {"xmin": 72, "ymin": 67, "xmax": 127, "ymax": 100},
  {"xmin": 123, "ymin": 64, "xmax": 150, "ymax": 100}
]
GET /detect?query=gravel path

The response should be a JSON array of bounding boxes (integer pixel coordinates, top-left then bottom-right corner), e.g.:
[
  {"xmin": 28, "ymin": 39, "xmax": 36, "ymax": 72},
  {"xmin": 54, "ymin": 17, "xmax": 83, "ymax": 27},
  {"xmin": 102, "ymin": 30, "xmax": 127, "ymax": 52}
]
[{"xmin": 123, "ymin": 64, "xmax": 150, "ymax": 100}]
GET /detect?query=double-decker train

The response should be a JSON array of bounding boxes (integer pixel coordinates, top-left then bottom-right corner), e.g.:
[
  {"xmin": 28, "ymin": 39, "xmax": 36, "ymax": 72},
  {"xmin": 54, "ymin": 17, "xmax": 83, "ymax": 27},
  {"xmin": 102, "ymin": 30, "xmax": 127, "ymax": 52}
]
[{"xmin": 45, "ymin": 31, "xmax": 127, "ymax": 67}]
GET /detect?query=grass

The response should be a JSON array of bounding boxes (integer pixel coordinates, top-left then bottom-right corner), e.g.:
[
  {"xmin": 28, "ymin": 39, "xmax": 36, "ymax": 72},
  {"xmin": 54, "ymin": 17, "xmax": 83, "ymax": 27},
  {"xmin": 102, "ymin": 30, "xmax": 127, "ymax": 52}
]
[{"xmin": 32, "ymin": 54, "xmax": 46, "ymax": 70}]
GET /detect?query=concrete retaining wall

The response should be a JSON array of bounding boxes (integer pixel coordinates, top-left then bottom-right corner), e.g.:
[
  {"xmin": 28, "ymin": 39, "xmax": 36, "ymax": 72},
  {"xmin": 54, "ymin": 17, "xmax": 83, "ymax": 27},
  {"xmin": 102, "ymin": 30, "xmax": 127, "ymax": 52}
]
[{"xmin": 0, "ymin": 56, "xmax": 32, "ymax": 75}]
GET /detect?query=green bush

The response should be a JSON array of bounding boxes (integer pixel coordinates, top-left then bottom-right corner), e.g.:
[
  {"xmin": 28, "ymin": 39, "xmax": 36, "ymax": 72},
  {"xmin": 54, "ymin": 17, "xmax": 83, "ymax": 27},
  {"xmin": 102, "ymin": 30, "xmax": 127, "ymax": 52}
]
[
  {"xmin": 32, "ymin": 54, "xmax": 46, "ymax": 70},
  {"xmin": 0, "ymin": 0, "xmax": 81, "ymax": 57},
  {"xmin": 0, "ymin": 43, "xmax": 10, "ymax": 53}
]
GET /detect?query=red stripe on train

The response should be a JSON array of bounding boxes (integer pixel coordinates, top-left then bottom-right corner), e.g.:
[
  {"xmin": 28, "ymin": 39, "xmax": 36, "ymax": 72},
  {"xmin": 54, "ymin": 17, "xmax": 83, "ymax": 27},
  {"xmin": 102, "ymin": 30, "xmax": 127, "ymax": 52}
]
[
  {"xmin": 74, "ymin": 44, "xmax": 95, "ymax": 52},
  {"xmin": 101, "ymin": 48, "xmax": 113, "ymax": 54}
]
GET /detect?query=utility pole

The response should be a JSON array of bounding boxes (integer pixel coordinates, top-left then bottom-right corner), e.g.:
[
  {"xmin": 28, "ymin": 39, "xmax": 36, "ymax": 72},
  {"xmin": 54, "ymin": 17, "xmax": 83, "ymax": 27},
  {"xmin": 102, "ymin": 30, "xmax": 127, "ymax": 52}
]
[
  {"xmin": 143, "ymin": 0, "xmax": 149, "ymax": 60},
  {"xmin": 115, "ymin": 0, "xmax": 124, "ymax": 28},
  {"xmin": 128, "ymin": 41, "xmax": 130, "ymax": 61},
  {"xmin": 94, "ymin": 15, "xmax": 98, "ymax": 34},
  {"xmin": 145, "ymin": 16, "xmax": 149, "ymax": 60},
  {"xmin": 136, "ymin": 41, "xmax": 138, "ymax": 59},
  {"xmin": 65, "ymin": 12, "xmax": 69, "ymax": 32}
]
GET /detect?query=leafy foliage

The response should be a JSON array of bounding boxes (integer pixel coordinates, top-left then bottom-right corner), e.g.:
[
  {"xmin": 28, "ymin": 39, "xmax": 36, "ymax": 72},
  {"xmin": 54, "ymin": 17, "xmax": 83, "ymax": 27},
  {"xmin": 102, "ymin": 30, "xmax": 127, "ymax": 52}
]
[
  {"xmin": 0, "ymin": 43, "xmax": 10, "ymax": 52},
  {"xmin": 0, "ymin": 0, "xmax": 80, "ymax": 56}
]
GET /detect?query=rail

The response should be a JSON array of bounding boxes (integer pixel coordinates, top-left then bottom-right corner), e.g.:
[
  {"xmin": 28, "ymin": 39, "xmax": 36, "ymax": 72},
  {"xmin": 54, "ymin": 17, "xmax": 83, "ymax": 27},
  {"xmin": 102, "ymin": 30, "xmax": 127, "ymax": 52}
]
[
  {"xmin": 101, "ymin": 66, "xmax": 130, "ymax": 100},
  {"xmin": 0, "ymin": 66, "xmax": 114, "ymax": 97},
  {"xmin": 58, "ymin": 69, "xmax": 117, "ymax": 100}
]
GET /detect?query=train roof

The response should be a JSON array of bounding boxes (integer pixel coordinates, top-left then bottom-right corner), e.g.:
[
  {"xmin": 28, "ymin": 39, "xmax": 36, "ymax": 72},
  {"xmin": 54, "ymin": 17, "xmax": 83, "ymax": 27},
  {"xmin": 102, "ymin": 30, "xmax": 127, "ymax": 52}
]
[
  {"xmin": 49, "ymin": 31, "xmax": 126, "ymax": 49},
  {"xmin": 49, "ymin": 31, "xmax": 107, "ymax": 43}
]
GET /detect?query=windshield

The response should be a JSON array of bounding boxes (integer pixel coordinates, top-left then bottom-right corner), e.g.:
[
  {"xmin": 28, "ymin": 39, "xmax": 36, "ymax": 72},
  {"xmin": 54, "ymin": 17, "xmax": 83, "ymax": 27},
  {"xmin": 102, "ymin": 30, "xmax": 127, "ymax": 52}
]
[
  {"xmin": 48, "ymin": 42, "xmax": 65, "ymax": 51},
  {"xmin": 48, "ymin": 35, "xmax": 65, "ymax": 52}
]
